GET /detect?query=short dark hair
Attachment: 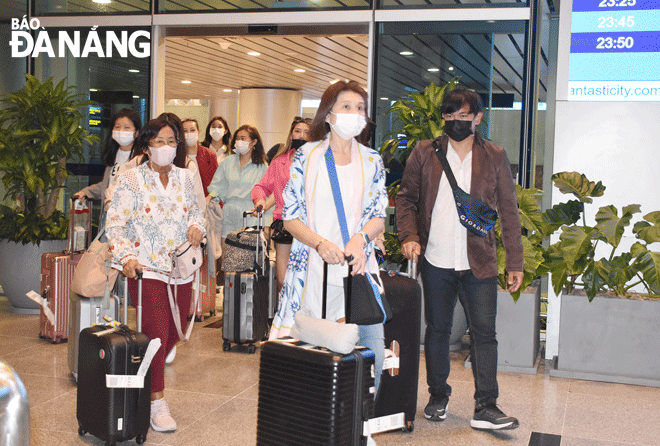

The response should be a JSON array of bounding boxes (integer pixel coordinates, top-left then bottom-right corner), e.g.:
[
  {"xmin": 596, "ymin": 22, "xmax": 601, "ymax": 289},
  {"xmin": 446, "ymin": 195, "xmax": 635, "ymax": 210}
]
[
  {"xmin": 232, "ymin": 124, "xmax": 266, "ymax": 165},
  {"xmin": 441, "ymin": 88, "xmax": 483, "ymax": 116},
  {"xmin": 135, "ymin": 117, "xmax": 188, "ymax": 169},
  {"xmin": 308, "ymin": 80, "xmax": 370, "ymax": 145},
  {"xmin": 101, "ymin": 108, "xmax": 142, "ymax": 167},
  {"xmin": 202, "ymin": 116, "xmax": 232, "ymax": 149}
]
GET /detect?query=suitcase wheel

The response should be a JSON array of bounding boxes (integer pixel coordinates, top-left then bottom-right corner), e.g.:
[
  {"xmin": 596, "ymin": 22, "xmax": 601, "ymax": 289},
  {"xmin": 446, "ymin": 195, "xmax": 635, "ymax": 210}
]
[
  {"xmin": 210, "ymin": 310, "xmax": 216, "ymax": 317},
  {"xmin": 136, "ymin": 434, "xmax": 147, "ymax": 444},
  {"xmin": 194, "ymin": 315, "xmax": 203, "ymax": 322},
  {"xmin": 402, "ymin": 421, "xmax": 414, "ymax": 433},
  {"xmin": 247, "ymin": 344, "xmax": 256, "ymax": 354},
  {"xmin": 222, "ymin": 341, "xmax": 231, "ymax": 352}
]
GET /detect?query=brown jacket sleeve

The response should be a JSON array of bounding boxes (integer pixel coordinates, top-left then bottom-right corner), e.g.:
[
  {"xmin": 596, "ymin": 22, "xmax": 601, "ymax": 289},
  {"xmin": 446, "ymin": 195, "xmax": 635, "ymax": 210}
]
[
  {"xmin": 492, "ymin": 146, "xmax": 523, "ymax": 273},
  {"xmin": 395, "ymin": 142, "xmax": 423, "ymax": 247}
]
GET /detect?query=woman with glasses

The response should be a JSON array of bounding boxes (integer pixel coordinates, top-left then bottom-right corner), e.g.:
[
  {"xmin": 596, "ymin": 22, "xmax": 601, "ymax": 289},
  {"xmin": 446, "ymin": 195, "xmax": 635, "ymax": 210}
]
[
  {"xmin": 270, "ymin": 81, "xmax": 387, "ymax": 398},
  {"xmin": 73, "ymin": 108, "xmax": 141, "ymax": 213},
  {"xmin": 202, "ymin": 116, "xmax": 233, "ymax": 165},
  {"xmin": 208, "ymin": 125, "xmax": 269, "ymax": 246},
  {"xmin": 252, "ymin": 117, "xmax": 312, "ymax": 295},
  {"xmin": 106, "ymin": 117, "xmax": 205, "ymax": 434}
]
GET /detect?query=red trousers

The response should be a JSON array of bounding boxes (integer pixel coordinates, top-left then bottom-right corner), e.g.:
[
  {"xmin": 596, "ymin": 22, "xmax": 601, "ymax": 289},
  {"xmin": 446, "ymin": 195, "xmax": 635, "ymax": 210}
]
[{"xmin": 128, "ymin": 277, "xmax": 192, "ymax": 394}]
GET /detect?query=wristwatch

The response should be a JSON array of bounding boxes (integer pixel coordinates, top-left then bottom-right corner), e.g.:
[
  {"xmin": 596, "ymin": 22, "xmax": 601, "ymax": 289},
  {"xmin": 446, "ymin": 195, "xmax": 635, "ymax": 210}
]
[{"xmin": 359, "ymin": 231, "xmax": 370, "ymax": 245}]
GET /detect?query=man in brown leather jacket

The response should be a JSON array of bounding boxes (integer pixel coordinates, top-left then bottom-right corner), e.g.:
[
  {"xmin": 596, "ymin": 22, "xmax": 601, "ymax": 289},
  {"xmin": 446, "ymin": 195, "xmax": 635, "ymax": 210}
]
[{"xmin": 396, "ymin": 88, "xmax": 523, "ymax": 431}]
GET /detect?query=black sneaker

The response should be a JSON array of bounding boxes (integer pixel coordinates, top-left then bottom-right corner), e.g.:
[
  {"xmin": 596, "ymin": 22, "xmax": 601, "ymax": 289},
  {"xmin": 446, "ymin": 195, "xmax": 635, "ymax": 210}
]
[
  {"xmin": 424, "ymin": 394, "xmax": 449, "ymax": 421},
  {"xmin": 470, "ymin": 405, "xmax": 519, "ymax": 430}
]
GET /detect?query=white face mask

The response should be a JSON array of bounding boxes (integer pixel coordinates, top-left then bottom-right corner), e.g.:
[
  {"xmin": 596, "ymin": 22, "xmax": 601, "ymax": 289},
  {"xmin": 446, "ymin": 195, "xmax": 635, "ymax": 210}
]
[
  {"xmin": 112, "ymin": 130, "xmax": 135, "ymax": 146},
  {"xmin": 210, "ymin": 128, "xmax": 225, "ymax": 141},
  {"xmin": 149, "ymin": 145, "xmax": 177, "ymax": 167},
  {"xmin": 185, "ymin": 132, "xmax": 199, "ymax": 146},
  {"xmin": 329, "ymin": 112, "xmax": 367, "ymax": 140},
  {"xmin": 235, "ymin": 140, "xmax": 252, "ymax": 155}
]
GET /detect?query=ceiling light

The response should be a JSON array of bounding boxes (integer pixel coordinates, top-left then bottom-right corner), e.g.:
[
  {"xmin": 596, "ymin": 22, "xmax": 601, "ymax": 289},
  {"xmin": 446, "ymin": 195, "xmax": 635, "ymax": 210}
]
[
  {"xmin": 181, "ymin": 80, "xmax": 191, "ymax": 84},
  {"xmin": 329, "ymin": 79, "xmax": 340, "ymax": 85},
  {"xmin": 294, "ymin": 69, "xmax": 306, "ymax": 73},
  {"xmin": 448, "ymin": 67, "xmax": 454, "ymax": 71},
  {"xmin": 93, "ymin": 0, "xmax": 111, "ymax": 3},
  {"xmin": 380, "ymin": 97, "xmax": 389, "ymax": 100},
  {"xmin": 427, "ymin": 68, "xmax": 440, "ymax": 72},
  {"xmin": 132, "ymin": 95, "xmax": 139, "ymax": 98},
  {"xmin": 399, "ymin": 51, "xmax": 413, "ymax": 56},
  {"xmin": 247, "ymin": 51, "xmax": 261, "ymax": 56},
  {"xmin": 128, "ymin": 69, "xmax": 139, "ymax": 73},
  {"xmin": 89, "ymin": 88, "xmax": 98, "ymax": 91},
  {"xmin": 223, "ymin": 89, "xmax": 232, "ymax": 92},
  {"xmin": 487, "ymin": 20, "xmax": 496, "ymax": 23}
]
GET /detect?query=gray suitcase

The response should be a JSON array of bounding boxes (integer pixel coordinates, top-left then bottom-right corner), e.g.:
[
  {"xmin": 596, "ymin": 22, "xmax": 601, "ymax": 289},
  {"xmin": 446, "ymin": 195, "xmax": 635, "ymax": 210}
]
[
  {"xmin": 68, "ymin": 293, "xmax": 120, "ymax": 381},
  {"xmin": 222, "ymin": 210, "xmax": 269, "ymax": 354}
]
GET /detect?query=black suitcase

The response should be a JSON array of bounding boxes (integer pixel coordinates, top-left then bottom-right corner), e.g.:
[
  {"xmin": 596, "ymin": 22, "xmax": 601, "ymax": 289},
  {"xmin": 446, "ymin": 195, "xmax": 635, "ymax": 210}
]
[
  {"xmin": 374, "ymin": 262, "xmax": 421, "ymax": 432},
  {"xmin": 77, "ymin": 274, "xmax": 152, "ymax": 446},
  {"xmin": 257, "ymin": 339, "xmax": 375, "ymax": 446},
  {"xmin": 222, "ymin": 210, "xmax": 270, "ymax": 353}
]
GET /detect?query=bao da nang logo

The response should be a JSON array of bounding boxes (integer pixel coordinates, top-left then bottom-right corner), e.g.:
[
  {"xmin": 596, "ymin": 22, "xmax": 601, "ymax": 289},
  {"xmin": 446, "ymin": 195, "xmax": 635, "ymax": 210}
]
[{"xmin": 9, "ymin": 16, "xmax": 150, "ymax": 58}]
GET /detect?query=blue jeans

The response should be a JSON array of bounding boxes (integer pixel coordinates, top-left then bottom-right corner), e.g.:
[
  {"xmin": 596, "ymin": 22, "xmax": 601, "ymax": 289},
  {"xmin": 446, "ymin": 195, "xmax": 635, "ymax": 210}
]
[
  {"xmin": 359, "ymin": 323, "xmax": 384, "ymax": 395},
  {"xmin": 421, "ymin": 258, "xmax": 498, "ymax": 408}
]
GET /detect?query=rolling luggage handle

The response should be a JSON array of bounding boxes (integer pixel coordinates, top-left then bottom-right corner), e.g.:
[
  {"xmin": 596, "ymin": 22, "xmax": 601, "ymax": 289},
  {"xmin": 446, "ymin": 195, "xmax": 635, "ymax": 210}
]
[
  {"xmin": 68, "ymin": 198, "xmax": 93, "ymax": 255},
  {"xmin": 243, "ymin": 206, "xmax": 267, "ymax": 276}
]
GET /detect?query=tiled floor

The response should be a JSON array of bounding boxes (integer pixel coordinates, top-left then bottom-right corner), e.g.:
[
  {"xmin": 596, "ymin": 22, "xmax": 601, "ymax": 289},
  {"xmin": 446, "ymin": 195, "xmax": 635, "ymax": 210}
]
[{"xmin": 2, "ymin": 292, "xmax": 660, "ymax": 446}]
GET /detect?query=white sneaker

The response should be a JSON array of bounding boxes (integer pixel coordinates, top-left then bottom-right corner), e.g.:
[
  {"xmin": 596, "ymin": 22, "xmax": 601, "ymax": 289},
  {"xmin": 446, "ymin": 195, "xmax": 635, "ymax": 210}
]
[
  {"xmin": 165, "ymin": 345, "xmax": 176, "ymax": 364},
  {"xmin": 150, "ymin": 399, "xmax": 177, "ymax": 432}
]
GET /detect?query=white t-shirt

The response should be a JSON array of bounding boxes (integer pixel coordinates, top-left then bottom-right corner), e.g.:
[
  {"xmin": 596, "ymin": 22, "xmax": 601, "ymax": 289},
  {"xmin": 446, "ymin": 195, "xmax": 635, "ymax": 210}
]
[
  {"xmin": 305, "ymin": 161, "xmax": 355, "ymax": 321},
  {"xmin": 109, "ymin": 149, "xmax": 132, "ymax": 183},
  {"xmin": 425, "ymin": 142, "xmax": 471, "ymax": 271}
]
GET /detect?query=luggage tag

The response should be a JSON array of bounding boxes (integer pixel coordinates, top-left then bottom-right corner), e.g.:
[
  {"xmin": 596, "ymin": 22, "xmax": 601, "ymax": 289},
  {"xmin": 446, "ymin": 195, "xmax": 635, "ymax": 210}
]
[
  {"xmin": 106, "ymin": 338, "xmax": 161, "ymax": 389},
  {"xmin": 26, "ymin": 290, "xmax": 55, "ymax": 325},
  {"xmin": 382, "ymin": 340, "xmax": 400, "ymax": 376},
  {"xmin": 364, "ymin": 413, "xmax": 406, "ymax": 435}
]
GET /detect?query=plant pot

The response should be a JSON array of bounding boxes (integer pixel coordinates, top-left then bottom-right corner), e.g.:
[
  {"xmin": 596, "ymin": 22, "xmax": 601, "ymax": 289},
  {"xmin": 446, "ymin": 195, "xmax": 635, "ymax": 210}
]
[
  {"xmin": 550, "ymin": 292, "xmax": 660, "ymax": 387},
  {"xmin": 0, "ymin": 239, "xmax": 68, "ymax": 314}
]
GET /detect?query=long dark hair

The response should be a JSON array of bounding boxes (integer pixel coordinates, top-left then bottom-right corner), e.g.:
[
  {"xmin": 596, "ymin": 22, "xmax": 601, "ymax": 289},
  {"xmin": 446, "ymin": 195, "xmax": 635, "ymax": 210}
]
[
  {"xmin": 231, "ymin": 125, "xmax": 266, "ymax": 165},
  {"xmin": 273, "ymin": 117, "xmax": 312, "ymax": 160},
  {"xmin": 308, "ymin": 80, "xmax": 370, "ymax": 145},
  {"xmin": 101, "ymin": 108, "xmax": 142, "ymax": 167},
  {"xmin": 134, "ymin": 117, "xmax": 188, "ymax": 169},
  {"xmin": 202, "ymin": 116, "xmax": 232, "ymax": 150}
]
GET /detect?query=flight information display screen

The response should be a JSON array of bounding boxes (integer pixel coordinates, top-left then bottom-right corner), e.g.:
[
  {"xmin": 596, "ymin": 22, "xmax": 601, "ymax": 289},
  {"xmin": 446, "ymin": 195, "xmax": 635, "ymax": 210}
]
[{"xmin": 568, "ymin": 0, "xmax": 660, "ymax": 101}]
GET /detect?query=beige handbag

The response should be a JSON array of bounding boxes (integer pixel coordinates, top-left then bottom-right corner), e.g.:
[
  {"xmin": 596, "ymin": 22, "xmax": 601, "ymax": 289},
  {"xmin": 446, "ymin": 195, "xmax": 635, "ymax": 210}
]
[{"xmin": 71, "ymin": 230, "xmax": 119, "ymax": 302}]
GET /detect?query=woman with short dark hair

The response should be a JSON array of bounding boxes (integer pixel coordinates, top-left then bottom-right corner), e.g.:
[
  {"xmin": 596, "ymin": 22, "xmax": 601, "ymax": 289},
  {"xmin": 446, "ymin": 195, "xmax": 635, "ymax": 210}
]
[{"xmin": 106, "ymin": 117, "xmax": 205, "ymax": 434}]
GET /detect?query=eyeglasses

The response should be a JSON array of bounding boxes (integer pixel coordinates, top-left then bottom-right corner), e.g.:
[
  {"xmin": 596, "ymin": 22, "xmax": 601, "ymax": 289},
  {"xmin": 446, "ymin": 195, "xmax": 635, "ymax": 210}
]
[{"xmin": 150, "ymin": 138, "xmax": 178, "ymax": 147}]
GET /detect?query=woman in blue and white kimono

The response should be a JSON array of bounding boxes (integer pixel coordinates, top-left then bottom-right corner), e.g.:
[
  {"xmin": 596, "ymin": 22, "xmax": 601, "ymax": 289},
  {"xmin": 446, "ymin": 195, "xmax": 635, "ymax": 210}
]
[{"xmin": 270, "ymin": 80, "xmax": 388, "ymax": 392}]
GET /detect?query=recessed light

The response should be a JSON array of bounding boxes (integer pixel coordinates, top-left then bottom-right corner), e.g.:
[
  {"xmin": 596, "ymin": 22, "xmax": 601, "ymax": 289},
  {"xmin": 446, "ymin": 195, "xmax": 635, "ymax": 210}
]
[
  {"xmin": 329, "ymin": 79, "xmax": 340, "ymax": 85},
  {"xmin": 181, "ymin": 80, "xmax": 191, "ymax": 84},
  {"xmin": 128, "ymin": 69, "xmax": 139, "ymax": 73},
  {"xmin": 132, "ymin": 95, "xmax": 139, "ymax": 98},
  {"xmin": 449, "ymin": 67, "xmax": 454, "ymax": 71},
  {"xmin": 93, "ymin": 0, "xmax": 111, "ymax": 3},
  {"xmin": 294, "ymin": 69, "xmax": 306, "ymax": 73},
  {"xmin": 89, "ymin": 88, "xmax": 98, "ymax": 91},
  {"xmin": 380, "ymin": 97, "xmax": 389, "ymax": 100},
  {"xmin": 487, "ymin": 20, "xmax": 496, "ymax": 23},
  {"xmin": 223, "ymin": 89, "xmax": 232, "ymax": 92},
  {"xmin": 400, "ymin": 51, "xmax": 413, "ymax": 56},
  {"xmin": 247, "ymin": 51, "xmax": 261, "ymax": 56},
  {"xmin": 427, "ymin": 68, "xmax": 440, "ymax": 72}
]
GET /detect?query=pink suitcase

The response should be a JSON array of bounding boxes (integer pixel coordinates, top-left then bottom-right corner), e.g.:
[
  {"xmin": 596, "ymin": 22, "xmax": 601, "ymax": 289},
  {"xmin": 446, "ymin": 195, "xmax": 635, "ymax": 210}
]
[
  {"xmin": 189, "ymin": 249, "xmax": 217, "ymax": 321},
  {"xmin": 39, "ymin": 200, "xmax": 91, "ymax": 343}
]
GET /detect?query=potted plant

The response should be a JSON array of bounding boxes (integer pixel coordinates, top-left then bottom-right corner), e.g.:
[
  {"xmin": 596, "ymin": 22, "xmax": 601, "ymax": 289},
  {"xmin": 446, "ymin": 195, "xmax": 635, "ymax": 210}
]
[
  {"xmin": 545, "ymin": 172, "xmax": 660, "ymax": 385},
  {"xmin": 0, "ymin": 74, "xmax": 97, "ymax": 313}
]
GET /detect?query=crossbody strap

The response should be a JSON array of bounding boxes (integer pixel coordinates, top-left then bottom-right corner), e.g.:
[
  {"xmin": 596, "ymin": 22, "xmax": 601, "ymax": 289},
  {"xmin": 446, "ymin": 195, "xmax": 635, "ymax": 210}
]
[
  {"xmin": 324, "ymin": 148, "xmax": 386, "ymax": 324},
  {"xmin": 431, "ymin": 139, "xmax": 459, "ymax": 191}
]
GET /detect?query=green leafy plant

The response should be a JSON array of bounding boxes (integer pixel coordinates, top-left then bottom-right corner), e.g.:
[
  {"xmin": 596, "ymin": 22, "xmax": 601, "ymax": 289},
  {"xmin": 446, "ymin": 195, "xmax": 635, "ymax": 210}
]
[
  {"xmin": 0, "ymin": 74, "xmax": 98, "ymax": 244},
  {"xmin": 379, "ymin": 78, "xmax": 459, "ymax": 165},
  {"xmin": 545, "ymin": 172, "xmax": 660, "ymax": 300}
]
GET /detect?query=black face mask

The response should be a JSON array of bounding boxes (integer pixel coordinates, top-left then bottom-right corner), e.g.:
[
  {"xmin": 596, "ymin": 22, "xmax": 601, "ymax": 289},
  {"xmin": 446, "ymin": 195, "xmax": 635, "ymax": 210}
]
[
  {"xmin": 290, "ymin": 139, "xmax": 307, "ymax": 150},
  {"xmin": 444, "ymin": 119, "xmax": 474, "ymax": 142}
]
